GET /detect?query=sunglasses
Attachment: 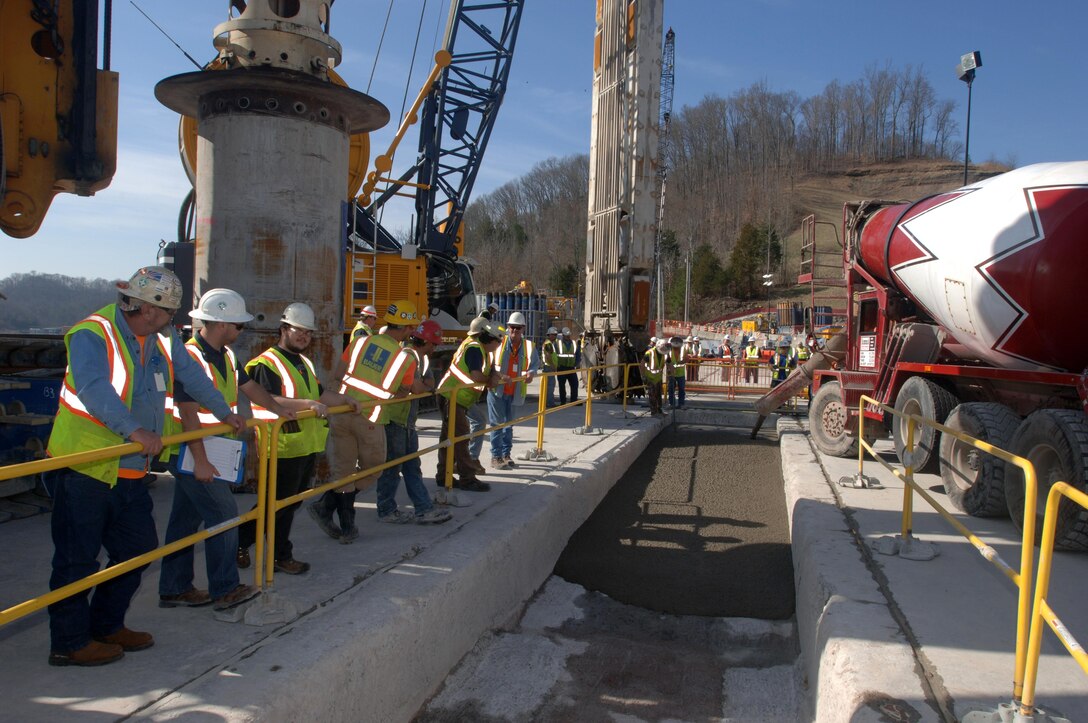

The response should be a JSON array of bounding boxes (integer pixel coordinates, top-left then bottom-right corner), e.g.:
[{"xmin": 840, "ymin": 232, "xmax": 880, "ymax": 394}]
[
  {"xmin": 232, "ymin": 323, "xmax": 246, "ymax": 331},
  {"xmin": 508, "ymin": 325, "xmax": 524, "ymax": 330}
]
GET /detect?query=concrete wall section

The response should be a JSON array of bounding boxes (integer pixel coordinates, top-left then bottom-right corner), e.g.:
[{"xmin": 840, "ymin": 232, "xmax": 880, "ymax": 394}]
[
  {"xmin": 778, "ymin": 418, "xmax": 940, "ymax": 723},
  {"xmin": 137, "ymin": 417, "xmax": 667, "ymax": 722}
]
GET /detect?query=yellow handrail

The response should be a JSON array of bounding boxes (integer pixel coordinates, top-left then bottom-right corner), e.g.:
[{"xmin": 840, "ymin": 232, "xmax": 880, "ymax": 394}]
[
  {"xmin": 856, "ymin": 394, "xmax": 1039, "ymax": 703},
  {"xmin": 1020, "ymin": 481, "xmax": 1088, "ymax": 716}
]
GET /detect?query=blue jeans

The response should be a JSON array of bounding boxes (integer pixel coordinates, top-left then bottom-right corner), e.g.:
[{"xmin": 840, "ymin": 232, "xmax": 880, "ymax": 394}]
[
  {"xmin": 159, "ymin": 465, "xmax": 241, "ymax": 599},
  {"xmin": 545, "ymin": 374, "xmax": 556, "ymax": 407},
  {"xmin": 487, "ymin": 392, "xmax": 515, "ymax": 460},
  {"xmin": 667, "ymin": 375, "xmax": 686, "ymax": 407},
  {"xmin": 45, "ymin": 469, "xmax": 158, "ymax": 653},
  {"xmin": 376, "ymin": 422, "xmax": 434, "ymax": 517},
  {"xmin": 466, "ymin": 401, "xmax": 487, "ymax": 459}
]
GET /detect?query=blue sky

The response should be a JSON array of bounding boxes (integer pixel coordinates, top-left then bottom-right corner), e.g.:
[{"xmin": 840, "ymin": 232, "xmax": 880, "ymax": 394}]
[{"xmin": 6, "ymin": 0, "xmax": 1087, "ymax": 280}]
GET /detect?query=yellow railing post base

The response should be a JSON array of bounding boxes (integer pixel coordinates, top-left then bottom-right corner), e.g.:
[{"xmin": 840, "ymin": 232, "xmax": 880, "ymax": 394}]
[
  {"xmin": 524, "ymin": 447, "xmax": 557, "ymax": 462},
  {"xmin": 572, "ymin": 425, "xmax": 603, "ymax": 436},
  {"xmin": 961, "ymin": 701, "xmax": 1070, "ymax": 723},
  {"xmin": 435, "ymin": 488, "xmax": 472, "ymax": 508},
  {"xmin": 837, "ymin": 473, "xmax": 884, "ymax": 489}
]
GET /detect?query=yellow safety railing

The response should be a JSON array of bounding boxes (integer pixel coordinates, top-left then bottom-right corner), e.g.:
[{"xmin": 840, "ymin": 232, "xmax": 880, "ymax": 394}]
[
  {"xmin": 0, "ymin": 418, "xmax": 272, "ymax": 627},
  {"xmin": 0, "ymin": 359, "xmax": 659, "ymax": 621},
  {"xmin": 1020, "ymin": 481, "xmax": 1088, "ymax": 717},
  {"xmin": 855, "ymin": 395, "xmax": 1039, "ymax": 705}
]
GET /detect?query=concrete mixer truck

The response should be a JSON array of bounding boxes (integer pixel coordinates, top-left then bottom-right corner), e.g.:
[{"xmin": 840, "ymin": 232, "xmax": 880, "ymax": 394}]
[{"xmin": 755, "ymin": 162, "xmax": 1088, "ymax": 550}]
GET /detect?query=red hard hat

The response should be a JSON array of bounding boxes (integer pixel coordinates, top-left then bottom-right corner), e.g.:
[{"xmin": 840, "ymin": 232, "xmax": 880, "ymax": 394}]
[{"xmin": 413, "ymin": 319, "xmax": 443, "ymax": 345}]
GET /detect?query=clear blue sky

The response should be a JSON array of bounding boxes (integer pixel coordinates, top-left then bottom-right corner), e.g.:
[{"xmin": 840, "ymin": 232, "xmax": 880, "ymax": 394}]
[{"xmin": 5, "ymin": 0, "xmax": 1086, "ymax": 280}]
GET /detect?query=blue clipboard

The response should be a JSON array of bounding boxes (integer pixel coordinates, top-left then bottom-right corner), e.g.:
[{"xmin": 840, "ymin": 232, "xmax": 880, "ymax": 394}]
[{"xmin": 177, "ymin": 436, "xmax": 247, "ymax": 484}]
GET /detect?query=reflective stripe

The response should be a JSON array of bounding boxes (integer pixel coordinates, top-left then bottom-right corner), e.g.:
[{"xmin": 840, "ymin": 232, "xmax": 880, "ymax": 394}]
[
  {"xmin": 55, "ymin": 314, "xmax": 130, "ymax": 428},
  {"xmin": 169, "ymin": 340, "xmax": 237, "ymax": 427},
  {"xmin": 340, "ymin": 335, "xmax": 412, "ymax": 422},
  {"xmin": 250, "ymin": 349, "xmax": 297, "ymax": 420}
]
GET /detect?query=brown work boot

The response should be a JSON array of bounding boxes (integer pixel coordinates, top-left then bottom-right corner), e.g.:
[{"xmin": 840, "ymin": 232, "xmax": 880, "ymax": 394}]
[
  {"xmin": 159, "ymin": 587, "xmax": 212, "ymax": 608},
  {"xmin": 237, "ymin": 546, "xmax": 251, "ymax": 569},
  {"xmin": 48, "ymin": 640, "xmax": 124, "ymax": 667},
  {"xmin": 94, "ymin": 627, "xmax": 154, "ymax": 651},
  {"xmin": 274, "ymin": 558, "xmax": 310, "ymax": 575},
  {"xmin": 213, "ymin": 583, "xmax": 260, "ymax": 611},
  {"xmin": 454, "ymin": 477, "xmax": 491, "ymax": 492},
  {"xmin": 466, "ymin": 458, "xmax": 487, "ymax": 475}
]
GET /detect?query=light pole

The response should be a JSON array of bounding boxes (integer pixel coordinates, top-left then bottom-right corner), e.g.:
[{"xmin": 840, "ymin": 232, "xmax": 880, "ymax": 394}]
[{"xmin": 957, "ymin": 51, "xmax": 982, "ymax": 186}]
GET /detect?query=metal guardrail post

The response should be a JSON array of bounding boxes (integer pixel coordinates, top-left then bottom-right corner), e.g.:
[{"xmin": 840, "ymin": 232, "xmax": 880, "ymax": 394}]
[{"xmin": 573, "ymin": 363, "xmax": 603, "ymax": 435}]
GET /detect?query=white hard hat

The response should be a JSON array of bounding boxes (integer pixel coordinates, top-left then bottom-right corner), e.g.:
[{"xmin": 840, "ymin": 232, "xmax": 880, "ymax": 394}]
[
  {"xmin": 650, "ymin": 336, "xmax": 657, "ymax": 343},
  {"xmin": 693, "ymin": 336, "xmax": 700, "ymax": 341},
  {"xmin": 189, "ymin": 288, "xmax": 254, "ymax": 324},
  {"xmin": 656, "ymin": 339, "xmax": 669, "ymax": 350},
  {"xmin": 507, "ymin": 311, "xmax": 526, "ymax": 326},
  {"xmin": 281, "ymin": 302, "xmax": 317, "ymax": 331},
  {"xmin": 685, "ymin": 335, "xmax": 693, "ymax": 342},
  {"xmin": 469, "ymin": 317, "xmax": 499, "ymax": 337},
  {"xmin": 359, "ymin": 304, "xmax": 378, "ymax": 318},
  {"xmin": 546, "ymin": 326, "xmax": 558, "ymax": 335},
  {"xmin": 561, "ymin": 326, "xmax": 571, "ymax": 335},
  {"xmin": 117, "ymin": 266, "xmax": 183, "ymax": 311},
  {"xmin": 488, "ymin": 301, "xmax": 499, "ymax": 311}
]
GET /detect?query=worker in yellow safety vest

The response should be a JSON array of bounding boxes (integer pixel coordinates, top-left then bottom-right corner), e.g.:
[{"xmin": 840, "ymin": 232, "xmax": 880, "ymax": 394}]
[
  {"xmin": 743, "ymin": 338, "xmax": 761, "ymax": 384},
  {"xmin": 317, "ymin": 300, "xmax": 419, "ymax": 541},
  {"xmin": 556, "ymin": 326, "xmax": 578, "ymax": 404},
  {"xmin": 541, "ymin": 326, "xmax": 559, "ymax": 407},
  {"xmin": 667, "ymin": 336, "xmax": 687, "ymax": 409},
  {"xmin": 642, "ymin": 338, "xmax": 668, "ymax": 416},
  {"xmin": 160, "ymin": 288, "xmax": 298, "ymax": 613},
  {"xmin": 350, "ymin": 304, "xmax": 379, "ymax": 340},
  {"xmin": 45, "ymin": 266, "xmax": 245, "ymax": 667},
  {"xmin": 436, "ymin": 317, "xmax": 504, "ymax": 491}
]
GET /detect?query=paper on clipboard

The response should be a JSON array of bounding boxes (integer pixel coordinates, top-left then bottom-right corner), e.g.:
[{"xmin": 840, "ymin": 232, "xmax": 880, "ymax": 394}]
[{"xmin": 178, "ymin": 436, "xmax": 246, "ymax": 484}]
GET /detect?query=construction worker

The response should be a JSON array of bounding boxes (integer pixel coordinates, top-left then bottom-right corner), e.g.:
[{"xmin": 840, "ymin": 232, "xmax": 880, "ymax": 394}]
[
  {"xmin": 45, "ymin": 266, "xmax": 245, "ymax": 667},
  {"xmin": 479, "ymin": 301, "xmax": 499, "ymax": 321},
  {"xmin": 556, "ymin": 326, "xmax": 578, "ymax": 404},
  {"xmin": 541, "ymin": 327, "xmax": 559, "ymax": 408},
  {"xmin": 350, "ymin": 304, "xmax": 379, "ymax": 340},
  {"xmin": 370, "ymin": 319, "xmax": 452, "ymax": 525},
  {"xmin": 666, "ymin": 336, "xmax": 687, "ymax": 409},
  {"xmin": 239, "ymin": 303, "xmax": 357, "ymax": 570},
  {"xmin": 315, "ymin": 300, "xmax": 419, "ymax": 539},
  {"xmin": 487, "ymin": 311, "xmax": 538, "ymax": 469},
  {"xmin": 159, "ymin": 289, "xmax": 297, "ymax": 613},
  {"xmin": 436, "ymin": 317, "xmax": 504, "ymax": 491},
  {"xmin": 743, "ymin": 337, "xmax": 761, "ymax": 384},
  {"xmin": 641, "ymin": 338, "xmax": 668, "ymax": 416},
  {"xmin": 770, "ymin": 340, "xmax": 791, "ymax": 388}
]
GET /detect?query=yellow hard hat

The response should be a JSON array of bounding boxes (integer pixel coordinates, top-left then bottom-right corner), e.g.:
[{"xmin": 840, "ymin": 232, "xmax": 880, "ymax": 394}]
[{"xmin": 384, "ymin": 299, "xmax": 419, "ymax": 326}]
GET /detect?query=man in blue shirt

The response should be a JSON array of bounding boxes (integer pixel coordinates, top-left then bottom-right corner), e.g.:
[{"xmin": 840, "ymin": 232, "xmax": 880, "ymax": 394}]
[{"xmin": 45, "ymin": 266, "xmax": 245, "ymax": 667}]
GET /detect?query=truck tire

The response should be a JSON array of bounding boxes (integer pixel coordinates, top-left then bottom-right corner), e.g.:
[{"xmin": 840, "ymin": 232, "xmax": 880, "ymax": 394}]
[
  {"xmin": 893, "ymin": 376, "xmax": 958, "ymax": 474},
  {"xmin": 939, "ymin": 403, "xmax": 1019, "ymax": 517},
  {"xmin": 1005, "ymin": 410, "xmax": 1088, "ymax": 551},
  {"xmin": 809, "ymin": 381, "xmax": 856, "ymax": 457}
]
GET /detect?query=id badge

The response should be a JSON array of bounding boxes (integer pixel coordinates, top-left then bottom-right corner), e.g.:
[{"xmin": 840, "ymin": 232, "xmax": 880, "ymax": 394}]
[
  {"xmin": 154, "ymin": 372, "xmax": 167, "ymax": 392},
  {"xmin": 513, "ymin": 364, "xmax": 520, "ymax": 375}
]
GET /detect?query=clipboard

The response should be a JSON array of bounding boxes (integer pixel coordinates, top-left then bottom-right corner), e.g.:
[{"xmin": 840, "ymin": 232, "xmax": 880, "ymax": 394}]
[{"xmin": 177, "ymin": 436, "xmax": 247, "ymax": 484}]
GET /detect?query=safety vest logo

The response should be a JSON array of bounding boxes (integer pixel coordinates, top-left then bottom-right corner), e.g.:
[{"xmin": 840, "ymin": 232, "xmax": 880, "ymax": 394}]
[{"xmin": 361, "ymin": 343, "xmax": 391, "ymax": 373}]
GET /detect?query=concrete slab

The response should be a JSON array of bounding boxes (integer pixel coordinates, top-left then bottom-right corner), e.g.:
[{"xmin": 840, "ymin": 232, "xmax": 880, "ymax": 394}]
[{"xmin": 780, "ymin": 416, "xmax": 1088, "ymax": 723}]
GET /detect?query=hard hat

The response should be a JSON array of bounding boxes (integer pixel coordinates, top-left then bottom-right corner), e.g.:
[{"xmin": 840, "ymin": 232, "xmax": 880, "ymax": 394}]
[
  {"xmin": 488, "ymin": 301, "xmax": 499, "ymax": 311},
  {"xmin": 561, "ymin": 327, "xmax": 571, "ymax": 335},
  {"xmin": 117, "ymin": 266, "xmax": 183, "ymax": 311},
  {"xmin": 650, "ymin": 336, "xmax": 657, "ymax": 343},
  {"xmin": 685, "ymin": 335, "xmax": 693, "ymax": 342},
  {"xmin": 189, "ymin": 288, "xmax": 254, "ymax": 324},
  {"xmin": 469, "ymin": 317, "xmax": 499, "ymax": 337},
  {"xmin": 412, "ymin": 319, "xmax": 443, "ymax": 345},
  {"xmin": 384, "ymin": 299, "xmax": 419, "ymax": 326},
  {"xmin": 359, "ymin": 304, "xmax": 378, "ymax": 318},
  {"xmin": 281, "ymin": 302, "xmax": 317, "ymax": 331},
  {"xmin": 693, "ymin": 336, "xmax": 700, "ymax": 341},
  {"xmin": 778, "ymin": 339, "xmax": 790, "ymax": 348},
  {"xmin": 546, "ymin": 326, "xmax": 558, "ymax": 335},
  {"xmin": 507, "ymin": 311, "xmax": 526, "ymax": 327},
  {"xmin": 656, "ymin": 339, "xmax": 669, "ymax": 350},
  {"xmin": 670, "ymin": 336, "xmax": 683, "ymax": 348}
]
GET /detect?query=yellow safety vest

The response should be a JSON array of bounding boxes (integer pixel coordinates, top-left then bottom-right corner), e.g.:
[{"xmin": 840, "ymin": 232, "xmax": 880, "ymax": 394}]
[
  {"xmin": 47, "ymin": 304, "xmax": 174, "ymax": 485},
  {"xmin": 339, "ymin": 334, "xmax": 414, "ymax": 423},
  {"xmin": 744, "ymin": 346, "xmax": 761, "ymax": 365},
  {"xmin": 541, "ymin": 339, "xmax": 558, "ymax": 369},
  {"xmin": 246, "ymin": 347, "xmax": 328, "ymax": 459},
  {"xmin": 439, "ymin": 338, "xmax": 492, "ymax": 408},
  {"xmin": 351, "ymin": 322, "xmax": 373, "ymax": 341},
  {"xmin": 643, "ymin": 348, "xmax": 665, "ymax": 383},
  {"xmin": 669, "ymin": 348, "xmax": 686, "ymax": 377},
  {"xmin": 556, "ymin": 338, "xmax": 576, "ymax": 369},
  {"xmin": 164, "ymin": 338, "xmax": 240, "ymax": 450}
]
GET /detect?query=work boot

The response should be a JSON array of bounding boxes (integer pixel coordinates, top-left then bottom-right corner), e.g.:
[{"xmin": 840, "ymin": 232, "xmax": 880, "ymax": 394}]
[
  {"xmin": 48, "ymin": 640, "xmax": 124, "ymax": 667},
  {"xmin": 159, "ymin": 587, "xmax": 212, "ymax": 608},
  {"xmin": 94, "ymin": 627, "xmax": 154, "ymax": 651},
  {"xmin": 308, "ymin": 492, "xmax": 341, "ymax": 540},
  {"xmin": 466, "ymin": 458, "xmax": 486, "ymax": 475},
  {"xmin": 337, "ymin": 492, "xmax": 358, "ymax": 544}
]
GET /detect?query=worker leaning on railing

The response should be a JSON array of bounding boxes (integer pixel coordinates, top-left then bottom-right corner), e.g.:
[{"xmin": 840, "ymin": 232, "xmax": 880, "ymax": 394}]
[{"xmin": 44, "ymin": 266, "xmax": 246, "ymax": 668}]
